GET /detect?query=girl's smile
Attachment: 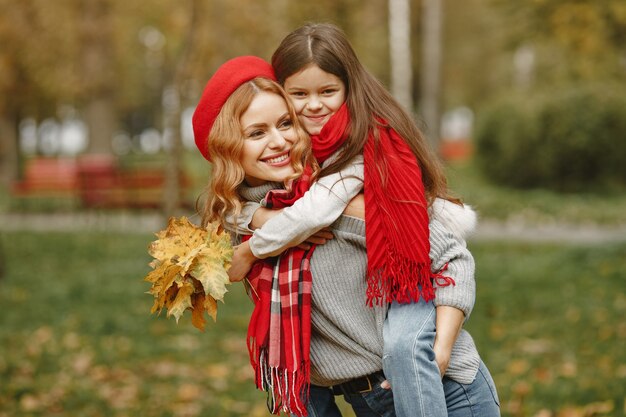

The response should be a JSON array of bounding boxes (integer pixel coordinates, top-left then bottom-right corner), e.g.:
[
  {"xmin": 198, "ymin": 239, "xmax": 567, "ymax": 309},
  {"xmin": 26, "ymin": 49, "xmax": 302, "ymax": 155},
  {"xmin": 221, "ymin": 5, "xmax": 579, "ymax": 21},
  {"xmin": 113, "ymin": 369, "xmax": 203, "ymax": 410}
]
[{"xmin": 283, "ymin": 64, "xmax": 346, "ymax": 135}]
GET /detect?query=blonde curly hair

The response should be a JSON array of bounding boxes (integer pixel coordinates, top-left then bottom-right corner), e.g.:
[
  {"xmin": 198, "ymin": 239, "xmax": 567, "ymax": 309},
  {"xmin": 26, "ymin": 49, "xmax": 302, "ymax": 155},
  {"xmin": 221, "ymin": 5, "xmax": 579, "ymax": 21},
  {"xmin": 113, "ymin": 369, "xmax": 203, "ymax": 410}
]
[{"xmin": 200, "ymin": 77, "xmax": 316, "ymax": 228}]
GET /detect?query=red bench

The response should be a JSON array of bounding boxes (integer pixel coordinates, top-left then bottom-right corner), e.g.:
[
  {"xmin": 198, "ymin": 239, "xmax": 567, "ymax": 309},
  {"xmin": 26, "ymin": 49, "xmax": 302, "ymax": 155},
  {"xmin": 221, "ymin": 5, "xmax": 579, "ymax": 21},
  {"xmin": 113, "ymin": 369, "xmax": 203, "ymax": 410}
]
[
  {"xmin": 11, "ymin": 156, "xmax": 192, "ymax": 209},
  {"xmin": 12, "ymin": 158, "xmax": 80, "ymax": 198}
]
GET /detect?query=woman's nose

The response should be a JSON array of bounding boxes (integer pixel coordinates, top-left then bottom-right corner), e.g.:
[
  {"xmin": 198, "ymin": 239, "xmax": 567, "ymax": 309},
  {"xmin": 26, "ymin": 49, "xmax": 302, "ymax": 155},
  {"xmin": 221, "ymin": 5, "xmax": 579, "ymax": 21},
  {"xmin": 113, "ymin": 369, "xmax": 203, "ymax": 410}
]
[{"xmin": 268, "ymin": 128, "xmax": 287, "ymax": 148}]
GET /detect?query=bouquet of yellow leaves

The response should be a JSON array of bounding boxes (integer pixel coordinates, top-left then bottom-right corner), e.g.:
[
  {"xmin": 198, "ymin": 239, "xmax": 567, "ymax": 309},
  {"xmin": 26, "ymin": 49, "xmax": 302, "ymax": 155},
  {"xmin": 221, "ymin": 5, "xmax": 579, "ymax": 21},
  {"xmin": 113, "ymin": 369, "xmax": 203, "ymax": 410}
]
[{"xmin": 144, "ymin": 216, "xmax": 233, "ymax": 331}]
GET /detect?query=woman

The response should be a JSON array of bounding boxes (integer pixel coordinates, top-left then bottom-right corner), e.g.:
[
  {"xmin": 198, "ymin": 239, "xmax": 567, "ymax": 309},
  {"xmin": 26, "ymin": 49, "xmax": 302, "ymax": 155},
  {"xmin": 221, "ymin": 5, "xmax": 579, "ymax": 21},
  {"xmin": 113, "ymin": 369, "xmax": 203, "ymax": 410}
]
[{"xmin": 192, "ymin": 55, "xmax": 498, "ymax": 417}]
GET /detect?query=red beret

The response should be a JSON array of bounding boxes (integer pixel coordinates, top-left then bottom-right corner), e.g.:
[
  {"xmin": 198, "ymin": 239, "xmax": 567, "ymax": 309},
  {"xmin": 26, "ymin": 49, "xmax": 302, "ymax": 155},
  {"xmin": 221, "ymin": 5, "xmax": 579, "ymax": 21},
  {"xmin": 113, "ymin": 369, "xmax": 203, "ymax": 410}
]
[{"xmin": 192, "ymin": 56, "xmax": 276, "ymax": 160}]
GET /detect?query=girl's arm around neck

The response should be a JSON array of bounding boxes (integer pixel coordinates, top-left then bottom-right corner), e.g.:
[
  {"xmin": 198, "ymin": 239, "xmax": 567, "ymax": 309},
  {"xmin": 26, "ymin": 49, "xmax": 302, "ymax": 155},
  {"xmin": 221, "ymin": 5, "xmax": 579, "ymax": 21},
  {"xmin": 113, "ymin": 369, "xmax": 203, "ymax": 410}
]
[{"xmin": 249, "ymin": 155, "xmax": 364, "ymax": 258}]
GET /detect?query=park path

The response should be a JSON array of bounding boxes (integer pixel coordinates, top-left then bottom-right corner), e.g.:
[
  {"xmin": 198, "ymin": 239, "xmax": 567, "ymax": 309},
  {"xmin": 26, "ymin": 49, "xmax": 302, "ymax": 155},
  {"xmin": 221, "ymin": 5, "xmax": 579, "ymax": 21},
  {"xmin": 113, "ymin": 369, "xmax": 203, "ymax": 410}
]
[{"xmin": 1, "ymin": 212, "xmax": 625, "ymax": 244}]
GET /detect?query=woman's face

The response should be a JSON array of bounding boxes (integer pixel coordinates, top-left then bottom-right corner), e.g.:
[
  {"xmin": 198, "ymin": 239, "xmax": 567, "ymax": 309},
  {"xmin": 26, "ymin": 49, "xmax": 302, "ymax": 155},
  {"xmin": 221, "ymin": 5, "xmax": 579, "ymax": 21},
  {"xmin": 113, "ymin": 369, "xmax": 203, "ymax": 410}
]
[
  {"xmin": 240, "ymin": 91, "xmax": 297, "ymax": 186},
  {"xmin": 283, "ymin": 64, "xmax": 346, "ymax": 135}
]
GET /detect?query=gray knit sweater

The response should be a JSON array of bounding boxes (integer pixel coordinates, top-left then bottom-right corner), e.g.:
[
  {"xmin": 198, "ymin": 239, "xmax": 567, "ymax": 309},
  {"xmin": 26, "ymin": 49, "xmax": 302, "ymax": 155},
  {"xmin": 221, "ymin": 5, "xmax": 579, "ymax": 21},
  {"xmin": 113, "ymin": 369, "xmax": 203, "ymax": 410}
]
[{"xmin": 237, "ymin": 184, "xmax": 481, "ymax": 386}]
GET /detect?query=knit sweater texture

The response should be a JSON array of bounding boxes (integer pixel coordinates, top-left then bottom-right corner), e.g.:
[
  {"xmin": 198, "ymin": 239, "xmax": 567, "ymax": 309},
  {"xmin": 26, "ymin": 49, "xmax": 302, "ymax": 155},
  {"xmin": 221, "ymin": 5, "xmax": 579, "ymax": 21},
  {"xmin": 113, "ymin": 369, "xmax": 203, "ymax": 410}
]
[{"xmin": 238, "ymin": 183, "xmax": 481, "ymax": 386}]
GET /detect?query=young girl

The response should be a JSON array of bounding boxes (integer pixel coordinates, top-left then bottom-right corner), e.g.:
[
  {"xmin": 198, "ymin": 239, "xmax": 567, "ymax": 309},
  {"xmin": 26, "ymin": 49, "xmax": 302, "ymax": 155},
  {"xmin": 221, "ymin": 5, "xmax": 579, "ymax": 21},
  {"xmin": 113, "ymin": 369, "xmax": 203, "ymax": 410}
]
[
  {"xmin": 193, "ymin": 55, "xmax": 499, "ymax": 417},
  {"xmin": 219, "ymin": 24, "xmax": 499, "ymax": 417}
]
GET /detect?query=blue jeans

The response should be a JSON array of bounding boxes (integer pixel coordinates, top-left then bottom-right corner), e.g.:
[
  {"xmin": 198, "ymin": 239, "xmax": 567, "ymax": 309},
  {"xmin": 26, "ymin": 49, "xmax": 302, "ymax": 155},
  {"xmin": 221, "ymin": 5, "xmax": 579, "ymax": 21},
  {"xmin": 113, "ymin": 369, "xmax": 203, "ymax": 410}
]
[
  {"xmin": 382, "ymin": 300, "xmax": 446, "ymax": 417},
  {"xmin": 303, "ymin": 385, "xmax": 343, "ymax": 417},
  {"xmin": 303, "ymin": 381, "xmax": 395, "ymax": 417},
  {"xmin": 302, "ymin": 361, "xmax": 499, "ymax": 417},
  {"xmin": 443, "ymin": 361, "xmax": 501, "ymax": 417}
]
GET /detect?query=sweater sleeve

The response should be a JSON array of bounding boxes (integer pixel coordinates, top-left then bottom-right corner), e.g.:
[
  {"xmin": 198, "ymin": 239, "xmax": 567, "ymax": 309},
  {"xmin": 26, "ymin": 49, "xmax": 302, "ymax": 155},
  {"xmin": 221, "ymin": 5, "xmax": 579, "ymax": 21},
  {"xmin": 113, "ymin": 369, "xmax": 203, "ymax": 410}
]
[
  {"xmin": 249, "ymin": 155, "xmax": 364, "ymax": 258},
  {"xmin": 429, "ymin": 219, "xmax": 476, "ymax": 319},
  {"xmin": 222, "ymin": 201, "xmax": 261, "ymax": 235}
]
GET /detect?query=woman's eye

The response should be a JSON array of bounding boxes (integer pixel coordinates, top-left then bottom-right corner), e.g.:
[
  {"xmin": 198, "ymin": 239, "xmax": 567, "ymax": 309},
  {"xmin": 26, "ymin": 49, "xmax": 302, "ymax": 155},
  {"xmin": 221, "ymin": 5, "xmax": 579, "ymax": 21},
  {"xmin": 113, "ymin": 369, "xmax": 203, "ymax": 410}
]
[
  {"xmin": 247, "ymin": 130, "xmax": 264, "ymax": 139},
  {"xmin": 290, "ymin": 91, "xmax": 306, "ymax": 98},
  {"xmin": 322, "ymin": 89, "xmax": 337, "ymax": 95},
  {"xmin": 279, "ymin": 119, "xmax": 293, "ymax": 130}
]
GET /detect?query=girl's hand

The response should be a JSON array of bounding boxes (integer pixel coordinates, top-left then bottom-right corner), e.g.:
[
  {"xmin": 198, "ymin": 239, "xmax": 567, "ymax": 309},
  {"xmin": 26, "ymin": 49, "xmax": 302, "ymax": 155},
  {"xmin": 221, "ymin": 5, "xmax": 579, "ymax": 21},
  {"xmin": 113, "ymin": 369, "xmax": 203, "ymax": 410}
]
[
  {"xmin": 297, "ymin": 228, "xmax": 334, "ymax": 250},
  {"xmin": 228, "ymin": 241, "xmax": 258, "ymax": 282},
  {"xmin": 433, "ymin": 342, "xmax": 452, "ymax": 377},
  {"xmin": 250, "ymin": 207, "xmax": 282, "ymax": 230},
  {"xmin": 343, "ymin": 193, "xmax": 365, "ymax": 219},
  {"xmin": 433, "ymin": 305, "xmax": 464, "ymax": 377}
]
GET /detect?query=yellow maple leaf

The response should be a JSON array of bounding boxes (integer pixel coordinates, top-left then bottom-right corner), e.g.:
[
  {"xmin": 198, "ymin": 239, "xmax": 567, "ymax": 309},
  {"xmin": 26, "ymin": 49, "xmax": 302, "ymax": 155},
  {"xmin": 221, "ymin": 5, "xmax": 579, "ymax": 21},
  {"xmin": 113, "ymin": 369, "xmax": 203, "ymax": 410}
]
[
  {"xmin": 191, "ymin": 292, "xmax": 207, "ymax": 331},
  {"xmin": 204, "ymin": 293, "xmax": 218, "ymax": 322},
  {"xmin": 191, "ymin": 248, "xmax": 231, "ymax": 301},
  {"xmin": 167, "ymin": 280, "xmax": 195, "ymax": 322},
  {"xmin": 149, "ymin": 217, "xmax": 207, "ymax": 261},
  {"xmin": 143, "ymin": 216, "xmax": 233, "ymax": 330}
]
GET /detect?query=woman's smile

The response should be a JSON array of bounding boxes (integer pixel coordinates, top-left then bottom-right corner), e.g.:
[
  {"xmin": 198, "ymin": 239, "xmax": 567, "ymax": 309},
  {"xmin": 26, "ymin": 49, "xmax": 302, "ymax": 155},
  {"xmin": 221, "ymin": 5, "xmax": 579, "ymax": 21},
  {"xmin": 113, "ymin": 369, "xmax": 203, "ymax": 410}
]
[
  {"xmin": 261, "ymin": 151, "xmax": 291, "ymax": 166},
  {"xmin": 240, "ymin": 91, "xmax": 298, "ymax": 186}
]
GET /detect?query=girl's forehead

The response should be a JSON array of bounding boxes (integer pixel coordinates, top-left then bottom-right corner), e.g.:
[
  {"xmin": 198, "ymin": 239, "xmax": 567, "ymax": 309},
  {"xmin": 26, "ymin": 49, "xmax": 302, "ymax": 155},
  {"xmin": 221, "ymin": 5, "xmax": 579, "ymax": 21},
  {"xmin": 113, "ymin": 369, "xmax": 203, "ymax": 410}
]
[{"xmin": 285, "ymin": 64, "xmax": 343, "ymax": 86}]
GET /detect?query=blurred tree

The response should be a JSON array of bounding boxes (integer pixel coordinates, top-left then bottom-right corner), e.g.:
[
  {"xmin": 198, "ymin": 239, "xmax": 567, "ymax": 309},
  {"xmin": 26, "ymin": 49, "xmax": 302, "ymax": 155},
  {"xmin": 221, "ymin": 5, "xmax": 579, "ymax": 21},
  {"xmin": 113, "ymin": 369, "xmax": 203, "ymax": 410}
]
[
  {"xmin": 161, "ymin": 0, "xmax": 203, "ymax": 217},
  {"xmin": 441, "ymin": 0, "xmax": 507, "ymax": 109},
  {"xmin": 0, "ymin": 1, "xmax": 72, "ymax": 182},
  {"xmin": 492, "ymin": 0, "xmax": 626, "ymax": 85},
  {"xmin": 389, "ymin": 0, "xmax": 414, "ymax": 112},
  {"xmin": 420, "ymin": 0, "xmax": 443, "ymax": 144},
  {"xmin": 81, "ymin": 0, "xmax": 116, "ymax": 154}
]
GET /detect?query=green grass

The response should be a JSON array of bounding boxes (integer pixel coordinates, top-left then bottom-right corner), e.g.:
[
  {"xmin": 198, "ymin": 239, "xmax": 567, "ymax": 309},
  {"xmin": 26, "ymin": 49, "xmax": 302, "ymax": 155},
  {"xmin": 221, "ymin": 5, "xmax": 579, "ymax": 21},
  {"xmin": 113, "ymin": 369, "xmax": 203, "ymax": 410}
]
[
  {"xmin": 446, "ymin": 161, "xmax": 626, "ymax": 225},
  {"xmin": 466, "ymin": 241, "xmax": 626, "ymax": 416},
  {"xmin": 1, "ymin": 231, "xmax": 625, "ymax": 416}
]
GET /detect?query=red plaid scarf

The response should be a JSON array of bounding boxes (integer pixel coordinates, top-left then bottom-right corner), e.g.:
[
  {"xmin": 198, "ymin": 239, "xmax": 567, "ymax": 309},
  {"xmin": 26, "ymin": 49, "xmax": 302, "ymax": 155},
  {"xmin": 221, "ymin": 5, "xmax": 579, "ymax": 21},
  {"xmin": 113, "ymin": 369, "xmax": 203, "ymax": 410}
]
[
  {"xmin": 245, "ymin": 103, "xmax": 438, "ymax": 414},
  {"xmin": 311, "ymin": 104, "xmax": 434, "ymax": 306},
  {"xmin": 245, "ymin": 168, "xmax": 314, "ymax": 417}
]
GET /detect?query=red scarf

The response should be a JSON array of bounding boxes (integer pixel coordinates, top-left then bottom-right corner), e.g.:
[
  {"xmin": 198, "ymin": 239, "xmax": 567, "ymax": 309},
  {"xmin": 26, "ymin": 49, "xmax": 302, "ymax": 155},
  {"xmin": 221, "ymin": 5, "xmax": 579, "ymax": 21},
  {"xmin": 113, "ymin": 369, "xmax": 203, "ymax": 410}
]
[
  {"xmin": 245, "ymin": 169, "xmax": 314, "ymax": 417},
  {"xmin": 311, "ymin": 104, "xmax": 434, "ymax": 306},
  {"xmin": 245, "ymin": 104, "xmax": 436, "ymax": 414}
]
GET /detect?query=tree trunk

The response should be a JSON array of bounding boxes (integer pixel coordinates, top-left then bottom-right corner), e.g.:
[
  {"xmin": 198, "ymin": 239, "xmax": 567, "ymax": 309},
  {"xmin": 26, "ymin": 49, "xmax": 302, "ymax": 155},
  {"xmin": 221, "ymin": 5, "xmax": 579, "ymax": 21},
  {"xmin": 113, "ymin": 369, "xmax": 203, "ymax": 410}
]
[
  {"xmin": 81, "ymin": 0, "xmax": 115, "ymax": 155},
  {"xmin": 162, "ymin": 85, "xmax": 182, "ymax": 217},
  {"xmin": 162, "ymin": 0, "xmax": 201, "ymax": 217},
  {"xmin": 0, "ymin": 112, "xmax": 19, "ymax": 187},
  {"xmin": 420, "ymin": 0, "xmax": 443, "ymax": 146},
  {"xmin": 388, "ymin": 0, "xmax": 414, "ymax": 112},
  {"xmin": 84, "ymin": 97, "xmax": 115, "ymax": 154}
]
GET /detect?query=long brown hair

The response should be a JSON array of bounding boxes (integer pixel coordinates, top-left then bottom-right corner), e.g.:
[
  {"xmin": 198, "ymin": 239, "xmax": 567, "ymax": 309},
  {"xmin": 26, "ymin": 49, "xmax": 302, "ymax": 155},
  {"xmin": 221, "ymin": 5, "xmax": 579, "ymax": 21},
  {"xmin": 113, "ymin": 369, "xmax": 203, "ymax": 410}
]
[
  {"xmin": 200, "ymin": 77, "xmax": 316, "ymax": 227},
  {"xmin": 272, "ymin": 23, "xmax": 458, "ymax": 204}
]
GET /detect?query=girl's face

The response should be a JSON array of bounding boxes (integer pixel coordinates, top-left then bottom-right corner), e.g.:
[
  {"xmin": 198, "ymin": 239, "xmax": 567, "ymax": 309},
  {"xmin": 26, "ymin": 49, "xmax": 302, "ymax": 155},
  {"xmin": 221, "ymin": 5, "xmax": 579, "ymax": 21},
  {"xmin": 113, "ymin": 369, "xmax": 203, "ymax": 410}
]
[
  {"xmin": 283, "ymin": 64, "xmax": 346, "ymax": 135},
  {"xmin": 240, "ymin": 91, "xmax": 297, "ymax": 186}
]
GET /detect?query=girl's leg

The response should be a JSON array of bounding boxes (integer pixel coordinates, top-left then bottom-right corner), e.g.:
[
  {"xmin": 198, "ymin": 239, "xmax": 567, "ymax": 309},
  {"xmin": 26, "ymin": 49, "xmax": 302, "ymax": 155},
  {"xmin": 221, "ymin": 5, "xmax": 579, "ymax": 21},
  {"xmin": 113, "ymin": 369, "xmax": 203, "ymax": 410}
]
[
  {"xmin": 299, "ymin": 385, "xmax": 343, "ymax": 417},
  {"xmin": 383, "ymin": 300, "xmax": 447, "ymax": 417},
  {"xmin": 443, "ymin": 361, "xmax": 501, "ymax": 417}
]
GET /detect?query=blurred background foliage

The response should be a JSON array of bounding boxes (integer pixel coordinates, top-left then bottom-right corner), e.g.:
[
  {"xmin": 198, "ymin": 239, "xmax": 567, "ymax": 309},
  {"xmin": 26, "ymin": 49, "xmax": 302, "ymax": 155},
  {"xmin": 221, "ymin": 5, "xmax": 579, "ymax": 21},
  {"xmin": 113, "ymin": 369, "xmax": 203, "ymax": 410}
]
[
  {"xmin": 0, "ymin": 0, "xmax": 624, "ymax": 204},
  {"xmin": 1, "ymin": 1, "xmax": 626, "ymax": 416}
]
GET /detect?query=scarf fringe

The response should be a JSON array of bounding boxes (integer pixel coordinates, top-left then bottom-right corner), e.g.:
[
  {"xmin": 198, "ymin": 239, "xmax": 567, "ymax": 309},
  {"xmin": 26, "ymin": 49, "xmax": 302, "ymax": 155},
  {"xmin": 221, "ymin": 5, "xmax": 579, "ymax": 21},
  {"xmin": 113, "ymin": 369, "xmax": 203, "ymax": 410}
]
[
  {"xmin": 366, "ymin": 262, "xmax": 433, "ymax": 307},
  {"xmin": 432, "ymin": 262, "xmax": 455, "ymax": 287},
  {"xmin": 365, "ymin": 251, "xmax": 457, "ymax": 307},
  {"xmin": 247, "ymin": 345, "xmax": 310, "ymax": 416}
]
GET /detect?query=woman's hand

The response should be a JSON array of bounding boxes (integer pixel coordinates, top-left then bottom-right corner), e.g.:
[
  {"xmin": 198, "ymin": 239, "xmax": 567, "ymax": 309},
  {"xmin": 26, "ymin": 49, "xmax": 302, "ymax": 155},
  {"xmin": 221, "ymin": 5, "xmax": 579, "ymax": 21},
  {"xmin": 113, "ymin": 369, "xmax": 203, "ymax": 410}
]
[
  {"xmin": 343, "ymin": 193, "xmax": 365, "ymax": 219},
  {"xmin": 228, "ymin": 241, "xmax": 258, "ymax": 282}
]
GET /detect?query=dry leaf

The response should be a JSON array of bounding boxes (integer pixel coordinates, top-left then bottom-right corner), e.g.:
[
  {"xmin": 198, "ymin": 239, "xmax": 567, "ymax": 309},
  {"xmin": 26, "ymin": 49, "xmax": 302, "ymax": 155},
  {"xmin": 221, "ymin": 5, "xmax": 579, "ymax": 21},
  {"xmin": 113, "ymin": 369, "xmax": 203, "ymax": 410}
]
[{"xmin": 144, "ymin": 217, "xmax": 233, "ymax": 330}]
